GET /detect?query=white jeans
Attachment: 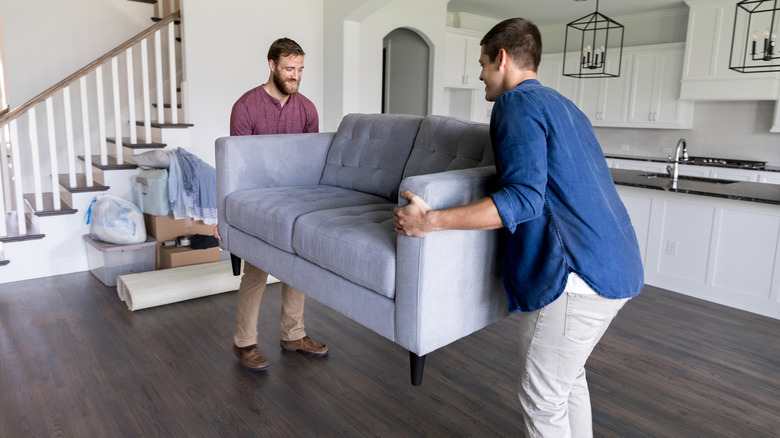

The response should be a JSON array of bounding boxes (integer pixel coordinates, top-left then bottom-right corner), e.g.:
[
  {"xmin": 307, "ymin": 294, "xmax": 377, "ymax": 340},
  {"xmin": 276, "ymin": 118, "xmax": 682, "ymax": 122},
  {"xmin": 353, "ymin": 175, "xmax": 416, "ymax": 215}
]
[{"xmin": 517, "ymin": 275, "xmax": 628, "ymax": 438}]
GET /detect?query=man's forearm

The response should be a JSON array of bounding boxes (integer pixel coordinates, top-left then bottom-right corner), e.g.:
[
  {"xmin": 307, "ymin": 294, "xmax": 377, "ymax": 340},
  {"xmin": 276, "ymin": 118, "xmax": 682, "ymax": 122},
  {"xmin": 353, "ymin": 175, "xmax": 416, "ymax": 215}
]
[{"xmin": 427, "ymin": 197, "xmax": 503, "ymax": 232}]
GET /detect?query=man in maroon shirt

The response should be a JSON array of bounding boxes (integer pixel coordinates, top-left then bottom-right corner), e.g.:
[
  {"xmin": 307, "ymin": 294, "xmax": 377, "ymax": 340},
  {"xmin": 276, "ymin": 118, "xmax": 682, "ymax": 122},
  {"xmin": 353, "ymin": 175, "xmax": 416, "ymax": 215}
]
[{"xmin": 218, "ymin": 38, "xmax": 326, "ymax": 372}]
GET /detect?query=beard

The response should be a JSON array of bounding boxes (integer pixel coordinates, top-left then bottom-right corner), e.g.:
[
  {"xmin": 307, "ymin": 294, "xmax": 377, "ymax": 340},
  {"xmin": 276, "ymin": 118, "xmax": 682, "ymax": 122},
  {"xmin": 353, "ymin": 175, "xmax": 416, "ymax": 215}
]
[{"xmin": 272, "ymin": 69, "xmax": 300, "ymax": 96}]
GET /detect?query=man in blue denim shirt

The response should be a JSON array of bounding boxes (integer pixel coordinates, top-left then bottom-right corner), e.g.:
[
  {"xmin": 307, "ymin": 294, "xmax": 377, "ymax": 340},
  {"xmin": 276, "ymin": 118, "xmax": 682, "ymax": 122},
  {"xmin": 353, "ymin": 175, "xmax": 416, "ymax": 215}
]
[{"xmin": 394, "ymin": 18, "xmax": 643, "ymax": 437}]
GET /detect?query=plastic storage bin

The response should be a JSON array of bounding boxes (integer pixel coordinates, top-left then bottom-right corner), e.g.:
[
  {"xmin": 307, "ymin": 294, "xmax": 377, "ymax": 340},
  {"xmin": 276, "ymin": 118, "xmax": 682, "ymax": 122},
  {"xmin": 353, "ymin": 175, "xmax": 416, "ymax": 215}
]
[
  {"xmin": 133, "ymin": 169, "xmax": 170, "ymax": 216},
  {"xmin": 84, "ymin": 235, "xmax": 156, "ymax": 286}
]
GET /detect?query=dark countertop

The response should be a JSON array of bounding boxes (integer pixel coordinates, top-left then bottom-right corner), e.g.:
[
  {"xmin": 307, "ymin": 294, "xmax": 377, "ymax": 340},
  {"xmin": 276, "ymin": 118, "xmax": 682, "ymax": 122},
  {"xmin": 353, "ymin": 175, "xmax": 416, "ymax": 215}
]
[
  {"xmin": 605, "ymin": 153, "xmax": 780, "ymax": 173},
  {"xmin": 611, "ymin": 169, "xmax": 780, "ymax": 205}
]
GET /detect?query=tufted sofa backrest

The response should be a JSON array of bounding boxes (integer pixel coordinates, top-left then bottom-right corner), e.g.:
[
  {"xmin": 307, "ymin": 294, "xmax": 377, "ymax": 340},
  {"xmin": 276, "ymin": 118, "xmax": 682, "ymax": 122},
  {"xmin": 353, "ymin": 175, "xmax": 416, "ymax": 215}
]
[
  {"xmin": 320, "ymin": 113, "xmax": 424, "ymax": 200},
  {"xmin": 402, "ymin": 115, "xmax": 494, "ymax": 180}
]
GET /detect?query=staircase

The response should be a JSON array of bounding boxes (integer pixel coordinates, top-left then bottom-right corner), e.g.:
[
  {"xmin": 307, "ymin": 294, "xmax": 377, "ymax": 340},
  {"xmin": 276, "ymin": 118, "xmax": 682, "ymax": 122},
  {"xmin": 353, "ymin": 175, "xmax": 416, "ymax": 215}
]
[{"xmin": 0, "ymin": 0, "xmax": 188, "ymax": 284}]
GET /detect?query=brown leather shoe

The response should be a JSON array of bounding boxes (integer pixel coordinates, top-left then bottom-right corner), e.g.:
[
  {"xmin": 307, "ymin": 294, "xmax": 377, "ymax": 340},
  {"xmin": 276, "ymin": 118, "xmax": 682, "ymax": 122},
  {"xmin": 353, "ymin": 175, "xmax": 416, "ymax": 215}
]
[
  {"xmin": 233, "ymin": 344, "xmax": 269, "ymax": 371},
  {"xmin": 280, "ymin": 336, "xmax": 329, "ymax": 357}
]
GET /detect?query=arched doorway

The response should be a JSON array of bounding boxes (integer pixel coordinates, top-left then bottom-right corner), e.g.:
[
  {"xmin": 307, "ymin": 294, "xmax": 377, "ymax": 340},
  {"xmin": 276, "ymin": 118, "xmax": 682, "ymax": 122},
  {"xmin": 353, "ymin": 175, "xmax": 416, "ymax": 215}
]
[{"xmin": 382, "ymin": 28, "xmax": 430, "ymax": 116}]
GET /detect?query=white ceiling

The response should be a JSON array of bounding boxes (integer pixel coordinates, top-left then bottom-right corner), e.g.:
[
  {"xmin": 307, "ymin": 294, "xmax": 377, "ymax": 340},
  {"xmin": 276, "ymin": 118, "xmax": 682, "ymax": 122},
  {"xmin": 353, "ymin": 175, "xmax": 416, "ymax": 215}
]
[{"xmin": 447, "ymin": 0, "xmax": 688, "ymax": 26}]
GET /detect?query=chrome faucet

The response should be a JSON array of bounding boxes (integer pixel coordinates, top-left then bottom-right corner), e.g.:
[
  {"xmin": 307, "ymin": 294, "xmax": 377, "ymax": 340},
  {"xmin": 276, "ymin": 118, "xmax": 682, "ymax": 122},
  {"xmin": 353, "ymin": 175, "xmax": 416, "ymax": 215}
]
[{"xmin": 666, "ymin": 138, "xmax": 688, "ymax": 182}]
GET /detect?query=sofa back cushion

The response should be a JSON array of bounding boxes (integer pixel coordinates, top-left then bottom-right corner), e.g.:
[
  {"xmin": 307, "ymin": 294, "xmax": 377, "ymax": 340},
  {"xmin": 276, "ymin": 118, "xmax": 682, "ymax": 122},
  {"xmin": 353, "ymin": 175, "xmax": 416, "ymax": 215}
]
[
  {"xmin": 402, "ymin": 115, "xmax": 494, "ymax": 179},
  {"xmin": 320, "ymin": 113, "xmax": 424, "ymax": 200}
]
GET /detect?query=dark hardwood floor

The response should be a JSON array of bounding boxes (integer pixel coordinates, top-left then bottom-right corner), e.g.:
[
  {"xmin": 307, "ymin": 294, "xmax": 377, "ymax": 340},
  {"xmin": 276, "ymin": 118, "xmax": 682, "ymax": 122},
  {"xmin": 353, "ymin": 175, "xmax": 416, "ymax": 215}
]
[{"xmin": 1, "ymin": 272, "xmax": 778, "ymax": 437}]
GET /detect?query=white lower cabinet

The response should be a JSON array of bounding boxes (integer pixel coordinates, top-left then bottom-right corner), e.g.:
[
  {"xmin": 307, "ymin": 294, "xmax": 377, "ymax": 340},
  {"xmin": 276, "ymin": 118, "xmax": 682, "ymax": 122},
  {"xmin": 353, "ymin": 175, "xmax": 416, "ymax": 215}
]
[{"xmin": 617, "ymin": 185, "xmax": 780, "ymax": 319}]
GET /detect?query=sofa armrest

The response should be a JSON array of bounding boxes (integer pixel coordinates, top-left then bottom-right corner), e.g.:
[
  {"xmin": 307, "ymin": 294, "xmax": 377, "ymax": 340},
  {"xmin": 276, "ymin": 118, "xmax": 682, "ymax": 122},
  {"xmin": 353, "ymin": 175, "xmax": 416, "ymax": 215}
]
[
  {"xmin": 215, "ymin": 132, "xmax": 334, "ymax": 249},
  {"xmin": 394, "ymin": 166, "xmax": 509, "ymax": 356}
]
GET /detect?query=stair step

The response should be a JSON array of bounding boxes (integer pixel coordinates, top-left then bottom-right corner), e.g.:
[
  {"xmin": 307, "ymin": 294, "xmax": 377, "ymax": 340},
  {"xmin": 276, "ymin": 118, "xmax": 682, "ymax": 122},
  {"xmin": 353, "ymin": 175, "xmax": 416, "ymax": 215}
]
[
  {"xmin": 78, "ymin": 155, "xmax": 138, "ymax": 171},
  {"xmin": 152, "ymin": 103, "xmax": 182, "ymax": 109},
  {"xmin": 135, "ymin": 120, "xmax": 193, "ymax": 129},
  {"xmin": 127, "ymin": 0, "xmax": 157, "ymax": 3},
  {"xmin": 1, "ymin": 213, "xmax": 45, "ymax": 243},
  {"xmin": 0, "ymin": 260, "xmax": 9, "ymax": 266},
  {"xmin": 107, "ymin": 137, "xmax": 166, "ymax": 149},
  {"xmin": 23, "ymin": 193, "xmax": 78, "ymax": 216},
  {"xmin": 58, "ymin": 174, "xmax": 110, "ymax": 193},
  {"xmin": 151, "ymin": 17, "xmax": 181, "ymax": 25}
]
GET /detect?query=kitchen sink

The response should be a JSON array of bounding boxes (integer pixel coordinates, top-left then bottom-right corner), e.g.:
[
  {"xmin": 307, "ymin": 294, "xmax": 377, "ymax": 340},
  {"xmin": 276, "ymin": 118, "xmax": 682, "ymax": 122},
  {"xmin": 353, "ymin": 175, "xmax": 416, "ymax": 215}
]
[{"xmin": 639, "ymin": 173, "xmax": 738, "ymax": 184}]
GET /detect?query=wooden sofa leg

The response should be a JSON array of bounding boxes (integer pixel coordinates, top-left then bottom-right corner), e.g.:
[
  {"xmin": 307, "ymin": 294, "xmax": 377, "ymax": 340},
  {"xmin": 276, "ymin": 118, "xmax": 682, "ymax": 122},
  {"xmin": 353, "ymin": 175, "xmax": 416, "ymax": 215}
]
[
  {"xmin": 410, "ymin": 352, "xmax": 426, "ymax": 386},
  {"xmin": 230, "ymin": 254, "xmax": 242, "ymax": 276}
]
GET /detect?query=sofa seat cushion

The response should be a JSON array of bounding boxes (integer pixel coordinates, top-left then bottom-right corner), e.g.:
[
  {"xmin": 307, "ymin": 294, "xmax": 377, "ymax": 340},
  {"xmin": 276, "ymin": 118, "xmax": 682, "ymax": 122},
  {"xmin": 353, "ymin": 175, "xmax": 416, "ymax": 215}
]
[
  {"xmin": 225, "ymin": 185, "xmax": 389, "ymax": 253},
  {"xmin": 293, "ymin": 204, "xmax": 397, "ymax": 299}
]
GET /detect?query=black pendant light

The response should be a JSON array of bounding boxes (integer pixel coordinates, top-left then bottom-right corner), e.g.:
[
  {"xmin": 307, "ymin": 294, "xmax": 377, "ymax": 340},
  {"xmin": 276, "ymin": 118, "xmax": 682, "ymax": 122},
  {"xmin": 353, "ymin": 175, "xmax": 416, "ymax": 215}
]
[
  {"xmin": 562, "ymin": 0, "xmax": 624, "ymax": 78},
  {"xmin": 729, "ymin": 0, "xmax": 780, "ymax": 73}
]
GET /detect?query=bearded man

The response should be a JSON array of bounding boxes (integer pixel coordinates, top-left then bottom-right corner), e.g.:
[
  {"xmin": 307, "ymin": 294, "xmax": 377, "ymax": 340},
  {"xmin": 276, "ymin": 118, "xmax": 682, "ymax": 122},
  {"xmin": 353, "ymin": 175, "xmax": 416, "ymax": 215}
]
[{"xmin": 222, "ymin": 37, "xmax": 325, "ymax": 372}]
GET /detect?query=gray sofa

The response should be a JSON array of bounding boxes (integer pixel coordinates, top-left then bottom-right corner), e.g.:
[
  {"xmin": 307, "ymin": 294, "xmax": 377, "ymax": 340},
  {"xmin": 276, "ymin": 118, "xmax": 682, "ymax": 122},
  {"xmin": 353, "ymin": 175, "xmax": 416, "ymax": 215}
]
[{"xmin": 215, "ymin": 113, "xmax": 509, "ymax": 385}]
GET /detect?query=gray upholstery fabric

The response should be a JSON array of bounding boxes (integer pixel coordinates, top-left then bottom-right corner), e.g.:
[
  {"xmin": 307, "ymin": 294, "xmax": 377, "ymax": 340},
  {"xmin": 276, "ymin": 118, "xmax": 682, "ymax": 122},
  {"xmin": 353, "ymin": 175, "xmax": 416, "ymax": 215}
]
[
  {"xmin": 225, "ymin": 186, "xmax": 388, "ymax": 253},
  {"xmin": 320, "ymin": 113, "xmax": 424, "ymax": 199},
  {"xmin": 402, "ymin": 115, "xmax": 494, "ymax": 180},
  {"xmin": 293, "ymin": 204, "xmax": 396, "ymax": 298}
]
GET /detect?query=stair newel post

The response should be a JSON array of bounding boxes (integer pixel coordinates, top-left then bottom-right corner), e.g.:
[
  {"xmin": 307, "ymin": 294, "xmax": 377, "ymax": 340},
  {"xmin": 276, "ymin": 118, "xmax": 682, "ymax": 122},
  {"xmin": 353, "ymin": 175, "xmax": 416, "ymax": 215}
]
[
  {"xmin": 78, "ymin": 76, "xmax": 93, "ymax": 187},
  {"xmin": 126, "ymin": 47, "xmax": 137, "ymax": 145},
  {"xmin": 167, "ymin": 21, "xmax": 178, "ymax": 124},
  {"xmin": 140, "ymin": 38, "xmax": 152, "ymax": 144},
  {"xmin": 26, "ymin": 107, "xmax": 43, "ymax": 210},
  {"xmin": 154, "ymin": 30, "xmax": 164, "ymax": 124},
  {"xmin": 62, "ymin": 87, "xmax": 77, "ymax": 189},
  {"xmin": 95, "ymin": 65, "xmax": 108, "ymax": 167},
  {"xmin": 44, "ymin": 97, "xmax": 60, "ymax": 210},
  {"xmin": 110, "ymin": 57, "xmax": 123, "ymax": 165},
  {"xmin": 8, "ymin": 119, "xmax": 25, "ymax": 234}
]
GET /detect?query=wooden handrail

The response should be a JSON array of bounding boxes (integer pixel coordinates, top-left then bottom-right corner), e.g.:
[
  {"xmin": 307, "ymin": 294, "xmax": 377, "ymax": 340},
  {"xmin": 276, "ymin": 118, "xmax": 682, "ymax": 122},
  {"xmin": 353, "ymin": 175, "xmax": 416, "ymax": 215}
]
[{"xmin": 0, "ymin": 10, "xmax": 181, "ymax": 126}]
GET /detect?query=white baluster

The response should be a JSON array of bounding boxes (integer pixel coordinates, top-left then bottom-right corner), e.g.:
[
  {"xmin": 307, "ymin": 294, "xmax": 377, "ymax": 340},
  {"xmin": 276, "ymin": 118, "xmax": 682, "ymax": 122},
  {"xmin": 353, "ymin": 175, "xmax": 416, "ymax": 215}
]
[
  {"xmin": 9, "ymin": 120, "xmax": 25, "ymax": 235},
  {"xmin": 168, "ymin": 21, "xmax": 178, "ymax": 124},
  {"xmin": 45, "ymin": 97, "xmax": 61, "ymax": 210},
  {"xmin": 63, "ymin": 87, "xmax": 77, "ymax": 188},
  {"xmin": 96, "ymin": 65, "xmax": 108, "ymax": 166},
  {"xmin": 126, "ymin": 47, "xmax": 137, "ymax": 145},
  {"xmin": 79, "ymin": 76, "xmax": 93, "ymax": 187},
  {"xmin": 141, "ymin": 38, "xmax": 152, "ymax": 144},
  {"xmin": 155, "ymin": 30, "xmax": 164, "ymax": 123},
  {"xmin": 27, "ymin": 107, "xmax": 43, "ymax": 210},
  {"xmin": 111, "ymin": 57, "xmax": 123, "ymax": 165}
]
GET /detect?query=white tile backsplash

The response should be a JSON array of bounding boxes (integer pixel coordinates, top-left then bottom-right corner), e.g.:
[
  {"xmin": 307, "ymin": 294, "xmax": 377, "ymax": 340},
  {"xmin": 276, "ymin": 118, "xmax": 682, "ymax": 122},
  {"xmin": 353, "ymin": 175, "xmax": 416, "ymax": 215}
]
[{"xmin": 596, "ymin": 101, "xmax": 780, "ymax": 166}]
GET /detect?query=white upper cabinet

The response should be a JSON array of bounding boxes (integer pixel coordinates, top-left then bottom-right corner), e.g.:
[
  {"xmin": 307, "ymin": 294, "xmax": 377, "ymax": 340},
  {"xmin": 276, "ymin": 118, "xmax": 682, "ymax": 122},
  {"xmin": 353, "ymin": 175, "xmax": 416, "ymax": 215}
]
[
  {"xmin": 627, "ymin": 44, "xmax": 694, "ymax": 128},
  {"xmin": 538, "ymin": 44, "xmax": 692, "ymax": 129},
  {"xmin": 578, "ymin": 54, "xmax": 633, "ymax": 126},
  {"xmin": 680, "ymin": 0, "xmax": 780, "ymax": 101},
  {"xmin": 445, "ymin": 28, "xmax": 484, "ymax": 89}
]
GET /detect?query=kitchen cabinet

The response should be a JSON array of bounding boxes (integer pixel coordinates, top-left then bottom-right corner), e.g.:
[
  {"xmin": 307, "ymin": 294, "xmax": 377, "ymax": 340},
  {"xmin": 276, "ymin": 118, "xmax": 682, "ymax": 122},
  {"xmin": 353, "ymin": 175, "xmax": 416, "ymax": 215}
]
[
  {"xmin": 445, "ymin": 28, "xmax": 483, "ymax": 89},
  {"xmin": 537, "ymin": 53, "xmax": 580, "ymax": 104},
  {"xmin": 680, "ymin": 0, "xmax": 780, "ymax": 101},
  {"xmin": 578, "ymin": 55, "xmax": 633, "ymax": 126},
  {"xmin": 539, "ymin": 44, "xmax": 692, "ymax": 129},
  {"xmin": 617, "ymin": 184, "xmax": 780, "ymax": 319},
  {"xmin": 627, "ymin": 44, "xmax": 693, "ymax": 128}
]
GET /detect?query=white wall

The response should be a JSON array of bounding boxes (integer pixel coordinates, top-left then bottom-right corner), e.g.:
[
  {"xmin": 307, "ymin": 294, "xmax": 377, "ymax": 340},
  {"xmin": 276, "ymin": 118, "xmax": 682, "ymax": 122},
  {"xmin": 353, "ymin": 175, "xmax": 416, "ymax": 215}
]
[
  {"xmin": 323, "ymin": 0, "xmax": 448, "ymax": 131},
  {"xmin": 0, "ymin": 0, "xmax": 151, "ymax": 106},
  {"xmin": 179, "ymin": 0, "xmax": 324, "ymax": 165}
]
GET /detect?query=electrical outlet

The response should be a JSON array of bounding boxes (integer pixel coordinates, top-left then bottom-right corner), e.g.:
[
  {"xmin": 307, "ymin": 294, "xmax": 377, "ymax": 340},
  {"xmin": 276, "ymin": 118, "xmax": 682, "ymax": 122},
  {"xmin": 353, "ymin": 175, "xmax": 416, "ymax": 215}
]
[
  {"xmin": 666, "ymin": 240, "xmax": 678, "ymax": 256},
  {"xmin": 620, "ymin": 144, "xmax": 630, "ymax": 151}
]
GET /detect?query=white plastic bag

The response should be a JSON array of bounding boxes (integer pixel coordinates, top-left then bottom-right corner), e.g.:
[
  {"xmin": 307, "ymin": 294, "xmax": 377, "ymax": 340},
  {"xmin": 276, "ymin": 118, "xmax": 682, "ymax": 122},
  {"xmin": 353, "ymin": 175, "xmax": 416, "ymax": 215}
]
[{"xmin": 87, "ymin": 194, "xmax": 147, "ymax": 244}]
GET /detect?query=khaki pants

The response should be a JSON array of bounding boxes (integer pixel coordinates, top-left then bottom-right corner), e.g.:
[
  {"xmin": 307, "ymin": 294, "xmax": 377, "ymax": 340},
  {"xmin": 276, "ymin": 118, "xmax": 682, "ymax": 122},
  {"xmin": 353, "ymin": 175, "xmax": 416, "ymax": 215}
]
[{"xmin": 233, "ymin": 262, "xmax": 306, "ymax": 348}]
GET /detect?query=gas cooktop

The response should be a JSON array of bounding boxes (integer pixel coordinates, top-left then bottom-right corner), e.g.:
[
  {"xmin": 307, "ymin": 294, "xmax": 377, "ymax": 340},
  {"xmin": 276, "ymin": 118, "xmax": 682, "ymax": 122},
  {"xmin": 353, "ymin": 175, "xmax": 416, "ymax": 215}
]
[{"xmin": 685, "ymin": 156, "xmax": 767, "ymax": 170}]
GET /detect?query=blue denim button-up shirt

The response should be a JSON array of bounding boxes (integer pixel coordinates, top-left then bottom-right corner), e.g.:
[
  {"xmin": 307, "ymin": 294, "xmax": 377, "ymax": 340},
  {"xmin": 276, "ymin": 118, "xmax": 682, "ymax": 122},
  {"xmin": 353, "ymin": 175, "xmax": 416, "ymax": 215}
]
[{"xmin": 488, "ymin": 79, "xmax": 644, "ymax": 312}]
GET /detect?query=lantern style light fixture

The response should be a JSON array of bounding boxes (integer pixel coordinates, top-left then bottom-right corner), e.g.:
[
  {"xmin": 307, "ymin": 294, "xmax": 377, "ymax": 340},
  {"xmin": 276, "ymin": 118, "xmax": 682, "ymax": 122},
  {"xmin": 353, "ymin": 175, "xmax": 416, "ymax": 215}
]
[
  {"xmin": 562, "ymin": 0, "xmax": 624, "ymax": 78},
  {"xmin": 729, "ymin": 0, "xmax": 780, "ymax": 73}
]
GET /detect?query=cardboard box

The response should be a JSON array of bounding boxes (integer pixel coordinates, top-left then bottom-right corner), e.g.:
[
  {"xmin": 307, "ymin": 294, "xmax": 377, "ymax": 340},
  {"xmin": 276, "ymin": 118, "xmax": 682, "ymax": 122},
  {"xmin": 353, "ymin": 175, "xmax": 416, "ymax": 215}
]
[
  {"xmin": 144, "ymin": 214, "xmax": 217, "ymax": 269},
  {"xmin": 84, "ymin": 235, "xmax": 156, "ymax": 286},
  {"xmin": 158, "ymin": 246, "xmax": 220, "ymax": 270}
]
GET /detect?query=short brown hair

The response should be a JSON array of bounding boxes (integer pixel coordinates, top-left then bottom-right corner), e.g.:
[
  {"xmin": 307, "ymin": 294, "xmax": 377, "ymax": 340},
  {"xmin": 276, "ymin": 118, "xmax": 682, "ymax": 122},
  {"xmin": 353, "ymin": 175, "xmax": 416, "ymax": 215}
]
[
  {"xmin": 480, "ymin": 18, "xmax": 542, "ymax": 72},
  {"xmin": 267, "ymin": 38, "xmax": 305, "ymax": 63}
]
